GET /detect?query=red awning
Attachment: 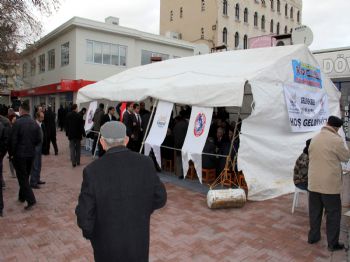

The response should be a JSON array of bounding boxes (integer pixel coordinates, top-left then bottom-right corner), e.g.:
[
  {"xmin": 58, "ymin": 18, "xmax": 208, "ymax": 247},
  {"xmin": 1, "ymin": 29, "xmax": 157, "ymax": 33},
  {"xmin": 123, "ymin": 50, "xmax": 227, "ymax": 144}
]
[{"xmin": 11, "ymin": 79, "xmax": 95, "ymax": 97}]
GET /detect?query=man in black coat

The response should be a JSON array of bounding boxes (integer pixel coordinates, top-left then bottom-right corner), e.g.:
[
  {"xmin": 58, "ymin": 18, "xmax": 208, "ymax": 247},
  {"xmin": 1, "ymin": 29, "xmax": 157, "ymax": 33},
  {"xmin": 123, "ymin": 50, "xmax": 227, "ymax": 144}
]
[
  {"xmin": 76, "ymin": 121, "xmax": 167, "ymax": 262},
  {"xmin": 65, "ymin": 104, "xmax": 86, "ymax": 167},
  {"xmin": 98, "ymin": 106, "xmax": 117, "ymax": 156},
  {"xmin": 9, "ymin": 102, "xmax": 41, "ymax": 210},
  {"xmin": 44, "ymin": 105, "xmax": 58, "ymax": 155}
]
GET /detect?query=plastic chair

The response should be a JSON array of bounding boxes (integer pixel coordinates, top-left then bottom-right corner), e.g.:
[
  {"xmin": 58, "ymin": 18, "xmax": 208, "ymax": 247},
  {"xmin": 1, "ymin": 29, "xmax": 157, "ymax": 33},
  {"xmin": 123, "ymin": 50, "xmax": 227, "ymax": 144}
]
[{"xmin": 291, "ymin": 186, "xmax": 308, "ymax": 214}]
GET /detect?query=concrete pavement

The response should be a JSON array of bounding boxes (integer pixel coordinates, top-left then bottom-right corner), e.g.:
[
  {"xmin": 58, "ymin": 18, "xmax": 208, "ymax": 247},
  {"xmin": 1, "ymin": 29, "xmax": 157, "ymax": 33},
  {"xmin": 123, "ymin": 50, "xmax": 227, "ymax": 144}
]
[{"xmin": 0, "ymin": 131, "xmax": 347, "ymax": 261}]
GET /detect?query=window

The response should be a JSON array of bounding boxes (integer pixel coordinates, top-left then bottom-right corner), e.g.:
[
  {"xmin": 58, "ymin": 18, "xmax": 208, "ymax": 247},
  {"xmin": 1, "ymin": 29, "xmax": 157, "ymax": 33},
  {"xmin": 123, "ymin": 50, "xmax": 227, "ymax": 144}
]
[
  {"xmin": 254, "ymin": 12, "xmax": 258, "ymax": 27},
  {"xmin": 201, "ymin": 27, "xmax": 204, "ymax": 39},
  {"xmin": 235, "ymin": 3, "xmax": 240, "ymax": 20},
  {"xmin": 270, "ymin": 0, "xmax": 274, "ymax": 10},
  {"xmin": 201, "ymin": 0, "xmax": 205, "ymax": 11},
  {"xmin": 141, "ymin": 50, "xmax": 169, "ymax": 65},
  {"xmin": 234, "ymin": 32, "xmax": 239, "ymax": 48},
  {"xmin": 277, "ymin": 0, "xmax": 280, "ymax": 12},
  {"xmin": 270, "ymin": 19, "xmax": 274, "ymax": 33},
  {"xmin": 48, "ymin": 49, "xmax": 55, "ymax": 70},
  {"xmin": 285, "ymin": 3, "xmax": 288, "ymax": 17},
  {"xmin": 223, "ymin": 0, "xmax": 227, "ymax": 15},
  {"xmin": 39, "ymin": 54, "xmax": 45, "ymax": 73},
  {"xmin": 297, "ymin": 11, "xmax": 300, "ymax": 23},
  {"xmin": 261, "ymin": 0, "xmax": 266, "ymax": 7},
  {"xmin": 244, "ymin": 8, "xmax": 248, "ymax": 23},
  {"xmin": 223, "ymin": 27, "xmax": 227, "ymax": 44},
  {"xmin": 290, "ymin": 28, "xmax": 293, "ymax": 34},
  {"xmin": 30, "ymin": 58, "xmax": 36, "ymax": 76},
  {"xmin": 170, "ymin": 10, "xmax": 173, "ymax": 21},
  {"xmin": 86, "ymin": 40, "xmax": 93, "ymax": 62},
  {"xmin": 119, "ymin": 46, "xmax": 127, "ymax": 66},
  {"xmin": 243, "ymin": 35, "xmax": 248, "ymax": 49},
  {"xmin": 22, "ymin": 63, "xmax": 28, "ymax": 78},
  {"xmin": 290, "ymin": 7, "xmax": 294, "ymax": 19},
  {"xmin": 180, "ymin": 7, "xmax": 183, "ymax": 18},
  {"xmin": 284, "ymin": 25, "xmax": 288, "ymax": 34},
  {"xmin": 261, "ymin": 15, "xmax": 265, "ymax": 30},
  {"xmin": 86, "ymin": 40, "xmax": 127, "ymax": 66},
  {"xmin": 61, "ymin": 42, "xmax": 69, "ymax": 66},
  {"xmin": 277, "ymin": 22, "xmax": 280, "ymax": 35}
]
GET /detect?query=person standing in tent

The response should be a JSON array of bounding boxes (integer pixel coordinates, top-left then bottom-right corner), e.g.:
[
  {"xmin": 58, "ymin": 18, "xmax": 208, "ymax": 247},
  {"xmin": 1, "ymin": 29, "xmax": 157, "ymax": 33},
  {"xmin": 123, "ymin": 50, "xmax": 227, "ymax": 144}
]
[
  {"xmin": 76, "ymin": 121, "xmax": 167, "ymax": 261},
  {"xmin": 308, "ymin": 116, "xmax": 350, "ymax": 251},
  {"xmin": 91, "ymin": 103, "xmax": 105, "ymax": 156},
  {"xmin": 65, "ymin": 104, "xmax": 86, "ymax": 167}
]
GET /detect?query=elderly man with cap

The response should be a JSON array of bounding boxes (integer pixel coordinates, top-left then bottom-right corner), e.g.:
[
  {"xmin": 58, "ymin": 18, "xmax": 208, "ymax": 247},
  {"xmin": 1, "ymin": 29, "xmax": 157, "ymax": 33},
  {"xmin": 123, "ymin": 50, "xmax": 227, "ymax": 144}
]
[
  {"xmin": 75, "ymin": 121, "xmax": 167, "ymax": 262},
  {"xmin": 308, "ymin": 115, "xmax": 350, "ymax": 251}
]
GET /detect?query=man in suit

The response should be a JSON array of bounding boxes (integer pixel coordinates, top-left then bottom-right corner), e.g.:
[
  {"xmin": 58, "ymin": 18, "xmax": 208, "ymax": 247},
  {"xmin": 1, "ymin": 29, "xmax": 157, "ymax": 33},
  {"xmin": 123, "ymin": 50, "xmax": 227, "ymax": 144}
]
[
  {"xmin": 30, "ymin": 111, "xmax": 46, "ymax": 189},
  {"xmin": 99, "ymin": 106, "xmax": 117, "ymax": 156},
  {"xmin": 9, "ymin": 102, "xmax": 41, "ymax": 210},
  {"xmin": 43, "ymin": 105, "xmax": 58, "ymax": 155},
  {"xmin": 123, "ymin": 102, "xmax": 136, "ymax": 151},
  {"xmin": 132, "ymin": 103, "xmax": 143, "ymax": 152},
  {"xmin": 65, "ymin": 104, "xmax": 86, "ymax": 167},
  {"xmin": 76, "ymin": 121, "xmax": 167, "ymax": 262},
  {"xmin": 91, "ymin": 103, "xmax": 105, "ymax": 156}
]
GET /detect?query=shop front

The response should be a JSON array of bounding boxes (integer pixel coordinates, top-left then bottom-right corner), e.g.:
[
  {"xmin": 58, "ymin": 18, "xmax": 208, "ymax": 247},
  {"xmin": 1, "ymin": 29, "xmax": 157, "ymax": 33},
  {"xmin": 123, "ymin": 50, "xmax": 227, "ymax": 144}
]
[{"xmin": 11, "ymin": 79, "xmax": 95, "ymax": 114}]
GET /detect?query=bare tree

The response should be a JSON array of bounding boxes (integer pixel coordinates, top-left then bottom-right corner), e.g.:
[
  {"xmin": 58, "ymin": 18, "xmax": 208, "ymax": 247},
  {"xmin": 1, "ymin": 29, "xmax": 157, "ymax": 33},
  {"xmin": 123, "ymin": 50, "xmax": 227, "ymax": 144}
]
[{"xmin": 0, "ymin": 0, "xmax": 60, "ymax": 69}]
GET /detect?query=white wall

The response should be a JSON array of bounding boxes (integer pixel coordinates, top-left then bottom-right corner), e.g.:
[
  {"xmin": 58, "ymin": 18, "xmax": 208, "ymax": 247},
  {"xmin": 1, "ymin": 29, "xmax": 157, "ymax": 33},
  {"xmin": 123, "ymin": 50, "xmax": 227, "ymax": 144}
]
[{"xmin": 21, "ymin": 29, "xmax": 77, "ymax": 88}]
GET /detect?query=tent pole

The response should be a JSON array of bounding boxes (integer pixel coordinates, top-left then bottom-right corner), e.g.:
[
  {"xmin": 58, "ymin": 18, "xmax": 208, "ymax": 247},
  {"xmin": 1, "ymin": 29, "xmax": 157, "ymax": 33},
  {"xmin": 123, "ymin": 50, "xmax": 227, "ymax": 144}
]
[
  {"xmin": 139, "ymin": 99, "xmax": 159, "ymax": 154},
  {"xmin": 93, "ymin": 131, "xmax": 101, "ymax": 159},
  {"xmin": 210, "ymin": 107, "xmax": 241, "ymax": 189}
]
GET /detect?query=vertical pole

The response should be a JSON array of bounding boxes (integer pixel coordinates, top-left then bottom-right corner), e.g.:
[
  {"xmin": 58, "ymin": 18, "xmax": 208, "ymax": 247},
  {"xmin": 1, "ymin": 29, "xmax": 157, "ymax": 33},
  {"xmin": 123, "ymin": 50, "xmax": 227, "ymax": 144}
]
[
  {"xmin": 139, "ymin": 99, "xmax": 158, "ymax": 154},
  {"xmin": 93, "ymin": 131, "xmax": 100, "ymax": 159}
]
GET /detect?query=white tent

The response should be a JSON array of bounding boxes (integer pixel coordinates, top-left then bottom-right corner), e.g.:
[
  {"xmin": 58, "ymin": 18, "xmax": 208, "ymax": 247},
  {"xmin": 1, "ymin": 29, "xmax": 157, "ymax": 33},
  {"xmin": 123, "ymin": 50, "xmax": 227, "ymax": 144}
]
[{"xmin": 77, "ymin": 44, "xmax": 341, "ymax": 201}]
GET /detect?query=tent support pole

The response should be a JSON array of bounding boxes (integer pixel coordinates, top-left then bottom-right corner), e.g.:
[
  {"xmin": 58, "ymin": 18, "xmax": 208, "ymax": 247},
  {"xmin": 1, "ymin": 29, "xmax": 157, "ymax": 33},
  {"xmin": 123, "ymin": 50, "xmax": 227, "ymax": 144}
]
[
  {"xmin": 93, "ymin": 131, "xmax": 101, "ymax": 159},
  {"xmin": 210, "ymin": 107, "xmax": 242, "ymax": 189},
  {"xmin": 139, "ymin": 99, "xmax": 159, "ymax": 154}
]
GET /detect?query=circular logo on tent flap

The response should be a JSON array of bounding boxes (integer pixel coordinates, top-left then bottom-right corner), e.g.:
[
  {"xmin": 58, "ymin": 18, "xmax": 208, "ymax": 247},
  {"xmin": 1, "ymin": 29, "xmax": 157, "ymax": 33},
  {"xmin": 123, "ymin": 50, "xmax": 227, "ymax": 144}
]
[
  {"xmin": 157, "ymin": 115, "xmax": 167, "ymax": 128},
  {"xmin": 194, "ymin": 113, "xmax": 206, "ymax": 137},
  {"xmin": 87, "ymin": 110, "xmax": 94, "ymax": 124}
]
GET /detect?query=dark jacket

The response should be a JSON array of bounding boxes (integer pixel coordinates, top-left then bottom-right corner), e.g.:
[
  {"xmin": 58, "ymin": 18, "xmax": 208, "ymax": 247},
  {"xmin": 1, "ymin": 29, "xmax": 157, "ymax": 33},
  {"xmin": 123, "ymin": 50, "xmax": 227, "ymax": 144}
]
[
  {"xmin": 92, "ymin": 108, "xmax": 105, "ymax": 132},
  {"xmin": 100, "ymin": 113, "xmax": 117, "ymax": 127},
  {"xmin": 65, "ymin": 111, "xmax": 85, "ymax": 140},
  {"xmin": 122, "ymin": 110, "xmax": 134, "ymax": 137},
  {"xmin": 75, "ymin": 147, "xmax": 167, "ymax": 262},
  {"xmin": 202, "ymin": 138, "xmax": 217, "ymax": 169},
  {"xmin": 44, "ymin": 108, "xmax": 57, "ymax": 137},
  {"xmin": 10, "ymin": 114, "xmax": 41, "ymax": 158},
  {"xmin": 0, "ymin": 115, "xmax": 11, "ymax": 154}
]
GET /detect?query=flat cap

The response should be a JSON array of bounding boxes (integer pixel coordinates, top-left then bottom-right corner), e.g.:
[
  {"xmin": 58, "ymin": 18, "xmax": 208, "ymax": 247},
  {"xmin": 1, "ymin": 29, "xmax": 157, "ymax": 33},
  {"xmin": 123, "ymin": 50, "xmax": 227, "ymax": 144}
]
[
  {"xmin": 327, "ymin": 116, "xmax": 343, "ymax": 128},
  {"xmin": 100, "ymin": 121, "xmax": 126, "ymax": 139}
]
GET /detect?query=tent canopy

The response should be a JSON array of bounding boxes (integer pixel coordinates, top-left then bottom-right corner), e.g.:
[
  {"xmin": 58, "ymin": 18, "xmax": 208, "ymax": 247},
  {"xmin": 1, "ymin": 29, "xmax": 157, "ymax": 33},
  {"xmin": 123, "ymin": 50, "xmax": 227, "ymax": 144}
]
[
  {"xmin": 77, "ymin": 45, "xmax": 341, "ymax": 201},
  {"xmin": 78, "ymin": 44, "xmax": 311, "ymax": 107}
]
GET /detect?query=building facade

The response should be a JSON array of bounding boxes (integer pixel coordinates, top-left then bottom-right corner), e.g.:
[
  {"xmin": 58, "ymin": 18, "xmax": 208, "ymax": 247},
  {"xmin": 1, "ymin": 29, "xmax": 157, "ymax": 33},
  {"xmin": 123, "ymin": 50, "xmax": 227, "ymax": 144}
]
[
  {"xmin": 314, "ymin": 47, "xmax": 350, "ymax": 137},
  {"xmin": 14, "ymin": 16, "xmax": 196, "ymax": 112},
  {"xmin": 160, "ymin": 0, "xmax": 302, "ymax": 50}
]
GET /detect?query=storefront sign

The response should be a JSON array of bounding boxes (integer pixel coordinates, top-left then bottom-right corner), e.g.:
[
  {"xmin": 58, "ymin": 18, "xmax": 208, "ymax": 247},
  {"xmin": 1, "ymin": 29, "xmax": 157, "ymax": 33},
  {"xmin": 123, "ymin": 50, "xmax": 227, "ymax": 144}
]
[
  {"xmin": 314, "ymin": 49, "xmax": 350, "ymax": 79},
  {"xmin": 284, "ymin": 84, "xmax": 328, "ymax": 132},
  {"xmin": 292, "ymin": 60, "xmax": 322, "ymax": 88}
]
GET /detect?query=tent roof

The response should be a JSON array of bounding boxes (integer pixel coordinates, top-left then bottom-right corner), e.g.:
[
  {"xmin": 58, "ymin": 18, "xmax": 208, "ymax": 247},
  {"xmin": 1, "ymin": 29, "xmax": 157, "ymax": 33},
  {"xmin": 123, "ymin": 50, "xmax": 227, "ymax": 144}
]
[{"xmin": 77, "ymin": 44, "xmax": 310, "ymax": 107}]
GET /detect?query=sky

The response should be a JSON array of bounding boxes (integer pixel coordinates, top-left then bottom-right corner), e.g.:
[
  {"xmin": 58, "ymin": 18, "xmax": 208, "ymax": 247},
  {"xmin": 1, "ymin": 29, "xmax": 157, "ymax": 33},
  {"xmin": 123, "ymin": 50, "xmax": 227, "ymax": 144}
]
[{"xmin": 41, "ymin": 0, "xmax": 350, "ymax": 51}]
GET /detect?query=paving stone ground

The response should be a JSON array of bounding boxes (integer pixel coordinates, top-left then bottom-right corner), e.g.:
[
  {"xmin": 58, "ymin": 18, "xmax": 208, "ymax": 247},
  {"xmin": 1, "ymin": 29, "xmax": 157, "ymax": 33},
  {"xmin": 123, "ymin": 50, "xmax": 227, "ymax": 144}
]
[{"xmin": 0, "ymin": 132, "xmax": 348, "ymax": 261}]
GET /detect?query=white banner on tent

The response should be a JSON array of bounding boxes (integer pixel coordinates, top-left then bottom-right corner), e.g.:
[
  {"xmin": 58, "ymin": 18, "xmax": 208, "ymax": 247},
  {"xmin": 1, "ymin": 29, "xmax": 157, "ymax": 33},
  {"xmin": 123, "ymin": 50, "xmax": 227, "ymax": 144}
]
[
  {"xmin": 144, "ymin": 101, "xmax": 174, "ymax": 167},
  {"xmin": 182, "ymin": 107, "xmax": 213, "ymax": 183},
  {"xmin": 283, "ymin": 84, "xmax": 329, "ymax": 132},
  {"xmin": 85, "ymin": 101, "xmax": 98, "ymax": 131}
]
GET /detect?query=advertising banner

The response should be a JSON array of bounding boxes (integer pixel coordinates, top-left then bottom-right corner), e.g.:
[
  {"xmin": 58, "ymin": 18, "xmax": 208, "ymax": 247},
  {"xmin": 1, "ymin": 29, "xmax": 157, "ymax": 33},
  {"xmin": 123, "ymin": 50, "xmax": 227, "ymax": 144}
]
[
  {"xmin": 292, "ymin": 60, "xmax": 322, "ymax": 88},
  {"xmin": 144, "ymin": 101, "xmax": 174, "ymax": 167},
  {"xmin": 182, "ymin": 106, "xmax": 213, "ymax": 183},
  {"xmin": 84, "ymin": 101, "xmax": 98, "ymax": 131},
  {"xmin": 283, "ymin": 84, "xmax": 328, "ymax": 132}
]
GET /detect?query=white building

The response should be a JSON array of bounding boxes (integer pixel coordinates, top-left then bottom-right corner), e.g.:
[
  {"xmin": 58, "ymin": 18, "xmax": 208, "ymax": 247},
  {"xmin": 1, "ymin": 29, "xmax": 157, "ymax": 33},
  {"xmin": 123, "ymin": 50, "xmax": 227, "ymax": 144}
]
[
  {"xmin": 314, "ymin": 47, "xmax": 350, "ymax": 137},
  {"xmin": 14, "ymin": 16, "xmax": 197, "ymax": 111}
]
